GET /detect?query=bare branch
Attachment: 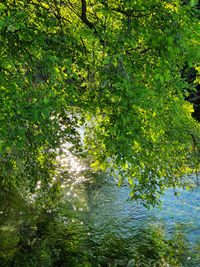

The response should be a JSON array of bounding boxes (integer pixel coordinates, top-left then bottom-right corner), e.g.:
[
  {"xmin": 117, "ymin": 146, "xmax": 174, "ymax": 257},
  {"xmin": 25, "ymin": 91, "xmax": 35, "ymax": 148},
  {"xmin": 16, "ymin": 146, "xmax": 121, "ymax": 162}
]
[{"xmin": 188, "ymin": 95, "xmax": 200, "ymax": 103}]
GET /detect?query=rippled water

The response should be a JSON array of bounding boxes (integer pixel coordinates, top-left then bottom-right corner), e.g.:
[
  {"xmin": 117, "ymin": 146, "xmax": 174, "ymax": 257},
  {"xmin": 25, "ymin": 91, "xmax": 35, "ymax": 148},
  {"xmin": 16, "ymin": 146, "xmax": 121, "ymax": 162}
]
[
  {"xmin": 60, "ymin": 143, "xmax": 200, "ymax": 239},
  {"xmin": 155, "ymin": 187, "xmax": 200, "ymax": 243},
  {"xmin": 57, "ymin": 143, "xmax": 200, "ymax": 265},
  {"xmin": 0, "ymin": 143, "xmax": 200, "ymax": 266}
]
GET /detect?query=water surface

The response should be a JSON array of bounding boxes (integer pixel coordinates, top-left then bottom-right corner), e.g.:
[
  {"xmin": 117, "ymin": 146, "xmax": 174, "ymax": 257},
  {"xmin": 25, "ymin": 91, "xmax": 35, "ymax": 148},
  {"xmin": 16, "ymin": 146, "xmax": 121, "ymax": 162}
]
[{"xmin": 0, "ymin": 145, "xmax": 199, "ymax": 266}]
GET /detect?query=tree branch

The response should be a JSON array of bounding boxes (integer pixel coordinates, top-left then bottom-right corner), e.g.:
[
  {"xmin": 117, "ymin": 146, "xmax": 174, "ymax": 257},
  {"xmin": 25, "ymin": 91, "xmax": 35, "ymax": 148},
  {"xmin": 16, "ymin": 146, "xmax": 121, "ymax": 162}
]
[
  {"xmin": 81, "ymin": 0, "xmax": 97, "ymax": 33},
  {"xmin": 110, "ymin": 7, "xmax": 177, "ymax": 26},
  {"xmin": 188, "ymin": 95, "xmax": 200, "ymax": 103},
  {"xmin": 112, "ymin": 8, "xmax": 154, "ymax": 18}
]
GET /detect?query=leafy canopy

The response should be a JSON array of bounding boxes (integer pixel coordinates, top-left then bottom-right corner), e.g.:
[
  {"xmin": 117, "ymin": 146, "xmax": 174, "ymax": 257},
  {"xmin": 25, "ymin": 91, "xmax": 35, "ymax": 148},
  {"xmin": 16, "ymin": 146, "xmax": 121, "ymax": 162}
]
[{"xmin": 1, "ymin": 0, "xmax": 200, "ymax": 206}]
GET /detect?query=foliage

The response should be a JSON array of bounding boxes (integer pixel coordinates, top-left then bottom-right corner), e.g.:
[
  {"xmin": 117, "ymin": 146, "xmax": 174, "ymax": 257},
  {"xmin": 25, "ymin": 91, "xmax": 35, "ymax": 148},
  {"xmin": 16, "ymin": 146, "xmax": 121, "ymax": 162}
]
[{"xmin": 1, "ymin": 0, "xmax": 200, "ymax": 206}]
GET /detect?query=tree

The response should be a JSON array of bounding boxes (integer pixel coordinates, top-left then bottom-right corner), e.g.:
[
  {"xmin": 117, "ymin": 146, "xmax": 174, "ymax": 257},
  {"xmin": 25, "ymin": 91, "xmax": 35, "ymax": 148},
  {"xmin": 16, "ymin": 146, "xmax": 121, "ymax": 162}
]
[{"xmin": 0, "ymin": 0, "xmax": 200, "ymax": 206}]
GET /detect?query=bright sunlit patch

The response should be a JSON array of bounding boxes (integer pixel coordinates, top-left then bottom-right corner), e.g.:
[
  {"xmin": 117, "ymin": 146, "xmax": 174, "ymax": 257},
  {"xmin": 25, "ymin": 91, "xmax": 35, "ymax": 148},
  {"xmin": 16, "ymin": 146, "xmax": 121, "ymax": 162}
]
[
  {"xmin": 36, "ymin": 180, "xmax": 41, "ymax": 189},
  {"xmin": 56, "ymin": 141, "xmax": 90, "ymax": 186}
]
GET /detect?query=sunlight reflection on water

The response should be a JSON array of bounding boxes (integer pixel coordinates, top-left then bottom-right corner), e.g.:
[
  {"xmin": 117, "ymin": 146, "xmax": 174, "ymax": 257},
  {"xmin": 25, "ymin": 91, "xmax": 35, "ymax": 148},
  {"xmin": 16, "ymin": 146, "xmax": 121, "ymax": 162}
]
[{"xmin": 54, "ymin": 140, "xmax": 200, "ymax": 247}]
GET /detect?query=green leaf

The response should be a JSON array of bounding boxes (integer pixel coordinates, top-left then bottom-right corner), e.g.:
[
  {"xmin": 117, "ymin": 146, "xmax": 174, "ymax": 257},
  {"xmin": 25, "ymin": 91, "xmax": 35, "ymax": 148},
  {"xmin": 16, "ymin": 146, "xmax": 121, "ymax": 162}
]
[
  {"xmin": 124, "ymin": 161, "xmax": 128, "ymax": 169},
  {"xmin": 155, "ymin": 73, "xmax": 160, "ymax": 80},
  {"xmin": 164, "ymin": 72, "xmax": 171, "ymax": 81},
  {"xmin": 91, "ymin": 160, "xmax": 99, "ymax": 171},
  {"xmin": 103, "ymin": 57, "xmax": 110, "ymax": 64},
  {"xmin": 190, "ymin": 0, "xmax": 198, "ymax": 7},
  {"xmin": 0, "ymin": 20, "xmax": 6, "ymax": 30},
  {"xmin": 0, "ymin": 3, "xmax": 5, "ymax": 10}
]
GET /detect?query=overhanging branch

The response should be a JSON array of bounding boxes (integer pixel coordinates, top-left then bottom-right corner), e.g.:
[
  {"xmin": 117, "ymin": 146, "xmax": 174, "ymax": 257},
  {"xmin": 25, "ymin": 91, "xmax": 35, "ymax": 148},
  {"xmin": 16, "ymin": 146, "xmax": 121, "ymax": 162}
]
[
  {"xmin": 188, "ymin": 95, "xmax": 200, "ymax": 103},
  {"xmin": 81, "ymin": 0, "xmax": 97, "ymax": 34}
]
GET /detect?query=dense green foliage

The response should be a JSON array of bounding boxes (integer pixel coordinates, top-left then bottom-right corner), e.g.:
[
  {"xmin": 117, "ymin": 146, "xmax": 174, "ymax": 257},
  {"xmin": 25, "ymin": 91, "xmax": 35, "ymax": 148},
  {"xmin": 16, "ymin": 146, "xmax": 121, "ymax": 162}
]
[{"xmin": 1, "ymin": 0, "xmax": 200, "ymax": 206}]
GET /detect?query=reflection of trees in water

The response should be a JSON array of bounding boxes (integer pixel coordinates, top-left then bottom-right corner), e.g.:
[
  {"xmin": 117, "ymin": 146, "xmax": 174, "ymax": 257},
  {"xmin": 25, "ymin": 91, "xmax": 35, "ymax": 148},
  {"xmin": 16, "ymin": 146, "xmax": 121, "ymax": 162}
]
[
  {"xmin": 0, "ymin": 191, "xmax": 85, "ymax": 266},
  {"xmin": 0, "ymin": 181, "xmax": 200, "ymax": 266}
]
